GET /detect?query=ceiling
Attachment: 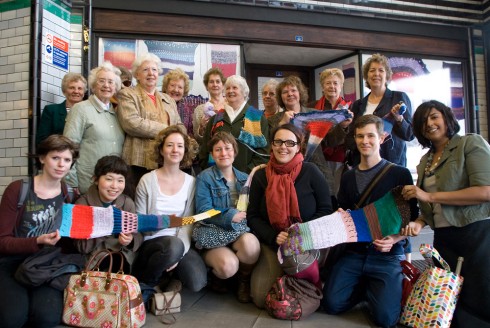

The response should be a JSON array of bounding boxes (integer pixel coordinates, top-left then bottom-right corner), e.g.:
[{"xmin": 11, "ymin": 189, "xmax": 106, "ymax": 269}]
[{"xmin": 243, "ymin": 43, "xmax": 353, "ymax": 67}]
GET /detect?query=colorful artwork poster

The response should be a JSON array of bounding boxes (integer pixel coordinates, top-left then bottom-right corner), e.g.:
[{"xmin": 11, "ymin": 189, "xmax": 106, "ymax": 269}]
[{"xmin": 101, "ymin": 39, "xmax": 136, "ymax": 69}]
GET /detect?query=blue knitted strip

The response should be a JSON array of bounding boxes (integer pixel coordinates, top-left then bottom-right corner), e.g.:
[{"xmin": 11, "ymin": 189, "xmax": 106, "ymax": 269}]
[
  {"xmin": 349, "ymin": 209, "xmax": 372, "ymax": 243},
  {"xmin": 112, "ymin": 207, "xmax": 122, "ymax": 234},
  {"xmin": 59, "ymin": 204, "xmax": 74, "ymax": 237},
  {"xmin": 137, "ymin": 214, "xmax": 170, "ymax": 232}
]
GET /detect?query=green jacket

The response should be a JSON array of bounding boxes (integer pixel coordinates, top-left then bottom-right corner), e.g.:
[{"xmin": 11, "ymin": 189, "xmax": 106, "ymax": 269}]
[
  {"xmin": 416, "ymin": 134, "xmax": 490, "ymax": 228},
  {"xmin": 36, "ymin": 101, "xmax": 67, "ymax": 144}
]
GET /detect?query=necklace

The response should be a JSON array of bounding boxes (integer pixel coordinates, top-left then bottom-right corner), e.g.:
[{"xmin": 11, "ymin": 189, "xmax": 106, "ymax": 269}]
[{"xmin": 424, "ymin": 140, "xmax": 450, "ymax": 177}]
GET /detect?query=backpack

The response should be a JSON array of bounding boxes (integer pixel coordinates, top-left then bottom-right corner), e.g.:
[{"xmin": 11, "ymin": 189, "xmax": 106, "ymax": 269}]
[
  {"xmin": 265, "ymin": 275, "xmax": 322, "ymax": 320},
  {"xmin": 17, "ymin": 178, "xmax": 79, "ymax": 209}
]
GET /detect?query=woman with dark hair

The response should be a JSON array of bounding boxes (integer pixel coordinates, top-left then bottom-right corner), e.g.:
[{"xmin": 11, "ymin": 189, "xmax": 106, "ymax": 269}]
[
  {"xmin": 73, "ymin": 155, "xmax": 141, "ymax": 273},
  {"xmin": 348, "ymin": 53, "xmax": 414, "ymax": 167},
  {"xmin": 133, "ymin": 125, "xmax": 207, "ymax": 292},
  {"xmin": 0, "ymin": 135, "xmax": 79, "ymax": 328},
  {"xmin": 195, "ymin": 132, "xmax": 260, "ymax": 302},
  {"xmin": 247, "ymin": 123, "xmax": 332, "ymax": 308},
  {"xmin": 401, "ymin": 100, "xmax": 490, "ymax": 327}
]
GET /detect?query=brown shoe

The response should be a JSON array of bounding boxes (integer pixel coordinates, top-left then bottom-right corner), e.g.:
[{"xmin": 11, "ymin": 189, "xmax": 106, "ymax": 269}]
[
  {"xmin": 236, "ymin": 276, "xmax": 251, "ymax": 303},
  {"xmin": 209, "ymin": 272, "xmax": 228, "ymax": 293}
]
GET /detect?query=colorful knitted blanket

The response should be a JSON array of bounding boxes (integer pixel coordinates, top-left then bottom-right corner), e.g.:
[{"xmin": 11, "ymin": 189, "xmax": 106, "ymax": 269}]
[
  {"xmin": 291, "ymin": 109, "xmax": 351, "ymax": 160},
  {"xmin": 280, "ymin": 186, "xmax": 410, "ymax": 256},
  {"xmin": 59, "ymin": 205, "xmax": 220, "ymax": 239}
]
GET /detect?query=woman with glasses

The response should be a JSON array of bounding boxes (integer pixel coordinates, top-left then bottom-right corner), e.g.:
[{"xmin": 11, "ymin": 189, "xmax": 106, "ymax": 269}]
[
  {"xmin": 247, "ymin": 123, "xmax": 332, "ymax": 308},
  {"xmin": 117, "ymin": 53, "xmax": 181, "ymax": 187},
  {"xmin": 63, "ymin": 61, "xmax": 125, "ymax": 194}
]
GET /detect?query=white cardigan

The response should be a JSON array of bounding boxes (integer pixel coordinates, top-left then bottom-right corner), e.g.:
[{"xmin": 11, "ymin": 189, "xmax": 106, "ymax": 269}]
[{"xmin": 135, "ymin": 170, "xmax": 195, "ymax": 254}]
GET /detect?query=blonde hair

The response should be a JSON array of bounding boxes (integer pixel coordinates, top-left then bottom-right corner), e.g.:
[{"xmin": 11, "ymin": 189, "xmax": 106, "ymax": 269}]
[
  {"xmin": 319, "ymin": 68, "xmax": 344, "ymax": 86},
  {"xmin": 162, "ymin": 68, "xmax": 190, "ymax": 96}
]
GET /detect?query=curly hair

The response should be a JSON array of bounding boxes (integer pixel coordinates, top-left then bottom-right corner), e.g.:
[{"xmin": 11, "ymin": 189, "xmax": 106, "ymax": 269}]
[
  {"xmin": 162, "ymin": 68, "xmax": 190, "ymax": 97},
  {"xmin": 319, "ymin": 68, "xmax": 344, "ymax": 86},
  {"xmin": 203, "ymin": 67, "xmax": 226, "ymax": 88},
  {"xmin": 61, "ymin": 73, "xmax": 87, "ymax": 94},
  {"xmin": 362, "ymin": 53, "xmax": 393, "ymax": 89},
  {"xmin": 154, "ymin": 125, "xmax": 198, "ymax": 168},
  {"xmin": 276, "ymin": 75, "xmax": 309, "ymax": 109},
  {"xmin": 413, "ymin": 100, "xmax": 460, "ymax": 149}
]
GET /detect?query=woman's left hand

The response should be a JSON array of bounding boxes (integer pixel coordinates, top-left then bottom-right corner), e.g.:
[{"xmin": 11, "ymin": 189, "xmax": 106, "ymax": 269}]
[
  {"xmin": 390, "ymin": 103, "xmax": 404, "ymax": 123},
  {"xmin": 402, "ymin": 185, "xmax": 431, "ymax": 203},
  {"xmin": 232, "ymin": 211, "xmax": 246, "ymax": 223},
  {"xmin": 372, "ymin": 236, "xmax": 396, "ymax": 252},
  {"xmin": 118, "ymin": 232, "xmax": 133, "ymax": 246}
]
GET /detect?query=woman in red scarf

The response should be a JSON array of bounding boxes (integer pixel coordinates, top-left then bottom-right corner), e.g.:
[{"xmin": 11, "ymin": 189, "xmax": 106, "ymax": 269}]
[{"xmin": 247, "ymin": 124, "xmax": 333, "ymax": 309}]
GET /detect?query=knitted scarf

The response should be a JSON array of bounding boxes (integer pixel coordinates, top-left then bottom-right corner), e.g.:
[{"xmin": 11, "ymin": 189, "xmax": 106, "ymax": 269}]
[{"xmin": 265, "ymin": 153, "xmax": 304, "ymax": 231}]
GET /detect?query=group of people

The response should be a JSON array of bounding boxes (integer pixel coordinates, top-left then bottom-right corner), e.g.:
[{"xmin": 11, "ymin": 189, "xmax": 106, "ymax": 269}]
[{"xmin": 0, "ymin": 53, "xmax": 488, "ymax": 328}]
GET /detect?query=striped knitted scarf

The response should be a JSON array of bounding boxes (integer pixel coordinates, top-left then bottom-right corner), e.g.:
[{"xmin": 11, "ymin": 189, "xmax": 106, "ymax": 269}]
[{"xmin": 280, "ymin": 186, "xmax": 410, "ymax": 256}]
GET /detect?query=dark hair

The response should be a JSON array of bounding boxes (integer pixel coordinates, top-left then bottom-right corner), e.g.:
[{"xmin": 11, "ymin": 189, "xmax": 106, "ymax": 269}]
[
  {"xmin": 203, "ymin": 67, "xmax": 226, "ymax": 87},
  {"xmin": 413, "ymin": 100, "xmax": 460, "ymax": 148},
  {"xmin": 208, "ymin": 131, "xmax": 238, "ymax": 156},
  {"xmin": 34, "ymin": 134, "xmax": 79, "ymax": 169},
  {"xmin": 276, "ymin": 75, "xmax": 309, "ymax": 109},
  {"xmin": 154, "ymin": 125, "xmax": 198, "ymax": 168},
  {"xmin": 354, "ymin": 114, "xmax": 384, "ymax": 136},
  {"xmin": 93, "ymin": 155, "xmax": 134, "ymax": 198},
  {"xmin": 270, "ymin": 123, "xmax": 306, "ymax": 155}
]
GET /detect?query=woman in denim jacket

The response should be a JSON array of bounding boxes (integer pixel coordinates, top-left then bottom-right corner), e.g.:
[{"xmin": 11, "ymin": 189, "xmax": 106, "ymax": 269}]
[{"xmin": 195, "ymin": 132, "xmax": 260, "ymax": 303}]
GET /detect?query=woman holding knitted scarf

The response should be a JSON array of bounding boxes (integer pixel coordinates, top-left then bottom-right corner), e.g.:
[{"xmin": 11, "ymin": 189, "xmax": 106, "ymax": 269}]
[
  {"xmin": 199, "ymin": 75, "xmax": 269, "ymax": 173},
  {"xmin": 247, "ymin": 123, "xmax": 333, "ymax": 309}
]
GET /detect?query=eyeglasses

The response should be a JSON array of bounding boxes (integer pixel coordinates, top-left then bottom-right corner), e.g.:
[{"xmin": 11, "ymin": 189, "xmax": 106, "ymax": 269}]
[
  {"xmin": 271, "ymin": 139, "xmax": 298, "ymax": 147},
  {"xmin": 122, "ymin": 80, "xmax": 132, "ymax": 87},
  {"xmin": 96, "ymin": 78, "xmax": 115, "ymax": 86}
]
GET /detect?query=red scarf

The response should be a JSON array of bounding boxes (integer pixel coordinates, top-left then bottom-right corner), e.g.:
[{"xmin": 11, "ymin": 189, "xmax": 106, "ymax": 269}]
[{"xmin": 265, "ymin": 152, "xmax": 304, "ymax": 231}]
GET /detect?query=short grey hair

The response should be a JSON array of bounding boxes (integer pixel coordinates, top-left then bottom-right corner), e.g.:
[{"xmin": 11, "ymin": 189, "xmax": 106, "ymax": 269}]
[
  {"xmin": 88, "ymin": 61, "xmax": 122, "ymax": 92},
  {"xmin": 61, "ymin": 73, "xmax": 87, "ymax": 94},
  {"xmin": 262, "ymin": 79, "xmax": 279, "ymax": 92},
  {"xmin": 224, "ymin": 75, "xmax": 249, "ymax": 99},
  {"xmin": 132, "ymin": 53, "xmax": 163, "ymax": 77}
]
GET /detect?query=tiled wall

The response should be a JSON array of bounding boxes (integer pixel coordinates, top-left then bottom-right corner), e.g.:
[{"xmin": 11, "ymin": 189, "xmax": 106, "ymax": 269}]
[
  {"xmin": 0, "ymin": 0, "xmax": 31, "ymax": 195},
  {"xmin": 473, "ymin": 28, "xmax": 488, "ymax": 139}
]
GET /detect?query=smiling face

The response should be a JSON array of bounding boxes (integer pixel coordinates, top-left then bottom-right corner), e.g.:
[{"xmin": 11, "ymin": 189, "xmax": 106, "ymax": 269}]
[
  {"xmin": 211, "ymin": 140, "xmax": 236, "ymax": 170},
  {"xmin": 367, "ymin": 61, "xmax": 387, "ymax": 91},
  {"xmin": 160, "ymin": 132, "xmax": 185, "ymax": 165},
  {"xmin": 93, "ymin": 70, "xmax": 117, "ymax": 104},
  {"xmin": 64, "ymin": 80, "xmax": 85, "ymax": 106},
  {"xmin": 225, "ymin": 83, "xmax": 245, "ymax": 109},
  {"xmin": 355, "ymin": 123, "xmax": 384, "ymax": 160},
  {"xmin": 136, "ymin": 60, "xmax": 159, "ymax": 93},
  {"xmin": 96, "ymin": 172, "xmax": 125, "ymax": 203},
  {"xmin": 322, "ymin": 75, "xmax": 342, "ymax": 102},
  {"xmin": 262, "ymin": 85, "xmax": 278, "ymax": 111},
  {"xmin": 165, "ymin": 78, "xmax": 185, "ymax": 102},
  {"xmin": 272, "ymin": 129, "xmax": 300, "ymax": 164},
  {"xmin": 280, "ymin": 85, "xmax": 301, "ymax": 112},
  {"xmin": 207, "ymin": 74, "xmax": 224, "ymax": 97},
  {"xmin": 423, "ymin": 107, "xmax": 448, "ymax": 144},
  {"xmin": 40, "ymin": 149, "xmax": 73, "ymax": 181}
]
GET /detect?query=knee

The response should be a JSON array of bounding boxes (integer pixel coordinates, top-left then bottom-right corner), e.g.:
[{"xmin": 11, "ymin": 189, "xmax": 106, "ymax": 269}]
[
  {"xmin": 236, "ymin": 233, "xmax": 260, "ymax": 262},
  {"xmin": 321, "ymin": 293, "xmax": 346, "ymax": 315},
  {"xmin": 213, "ymin": 256, "xmax": 239, "ymax": 279}
]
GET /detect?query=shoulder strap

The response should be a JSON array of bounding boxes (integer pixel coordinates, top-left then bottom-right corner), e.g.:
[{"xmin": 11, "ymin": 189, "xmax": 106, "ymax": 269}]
[
  {"xmin": 355, "ymin": 162, "xmax": 394, "ymax": 209},
  {"xmin": 17, "ymin": 178, "xmax": 30, "ymax": 209}
]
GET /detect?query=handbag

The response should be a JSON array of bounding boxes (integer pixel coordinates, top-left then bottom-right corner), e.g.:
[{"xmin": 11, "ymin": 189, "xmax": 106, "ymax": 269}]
[
  {"xmin": 192, "ymin": 220, "xmax": 248, "ymax": 249},
  {"xmin": 62, "ymin": 250, "xmax": 146, "ymax": 328},
  {"xmin": 400, "ymin": 244, "xmax": 464, "ymax": 328},
  {"xmin": 265, "ymin": 275, "xmax": 322, "ymax": 320},
  {"xmin": 150, "ymin": 282, "xmax": 182, "ymax": 325},
  {"xmin": 400, "ymin": 260, "xmax": 421, "ymax": 308}
]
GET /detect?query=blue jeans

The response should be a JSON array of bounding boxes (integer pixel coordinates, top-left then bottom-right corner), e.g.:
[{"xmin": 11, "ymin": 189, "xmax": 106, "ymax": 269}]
[
  {"xmin": 0, "ymin": 256, "xmax": 63, "ymax": 328},
  {"xmin": 322, "ymin": 251, "xmax": 403, "ymax": 328},
  {"xmin": 175, "ymin": 248, "xmax": 207, "ymax": 292}
]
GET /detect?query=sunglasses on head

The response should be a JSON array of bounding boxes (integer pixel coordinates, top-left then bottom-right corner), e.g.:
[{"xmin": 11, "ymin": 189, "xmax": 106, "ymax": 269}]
[{"xmin": 122, "ymin": 80, "xmax": 132, "ymax": 87}]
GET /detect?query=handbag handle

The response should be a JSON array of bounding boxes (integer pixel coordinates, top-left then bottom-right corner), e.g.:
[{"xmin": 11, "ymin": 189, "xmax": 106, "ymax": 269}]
[
  {"xmin": 81, "ymin": 250, "xmax": 125, "ymax": 290},
  {"xmin": 419, "ymin": 244, "xmax": 451, "ymax": 271}
]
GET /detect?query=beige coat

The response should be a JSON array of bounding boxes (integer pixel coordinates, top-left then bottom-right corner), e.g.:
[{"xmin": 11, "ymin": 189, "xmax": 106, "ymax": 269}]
[{"xmin": 117, "ymin": 84, "xmax": 181, "ymax": 170}]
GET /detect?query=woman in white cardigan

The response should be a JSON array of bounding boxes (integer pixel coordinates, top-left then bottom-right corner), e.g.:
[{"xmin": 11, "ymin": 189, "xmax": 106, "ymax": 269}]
[{"xmin": 133, "ymin": 125, "xmax": 207, "ymax": 292}]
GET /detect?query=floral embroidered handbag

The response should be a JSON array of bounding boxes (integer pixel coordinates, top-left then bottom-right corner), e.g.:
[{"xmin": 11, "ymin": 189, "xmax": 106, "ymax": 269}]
[
  {"xmin": 400, "ymin": 244, "xmax": 464, "ymax": 328},
  {"xmin": 62, "ymin": 250, "xmax": 146, "ymax": 328}
]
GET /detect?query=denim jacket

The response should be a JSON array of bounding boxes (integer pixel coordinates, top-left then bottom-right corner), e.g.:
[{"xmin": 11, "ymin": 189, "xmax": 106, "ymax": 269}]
[{"xmin": 195, "ymin": 165, "xmax": 248, "ymax": 229}]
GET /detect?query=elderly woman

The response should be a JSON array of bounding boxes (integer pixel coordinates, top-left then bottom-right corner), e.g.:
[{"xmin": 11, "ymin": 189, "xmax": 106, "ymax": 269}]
[
  {"xmin": 117, "ymin": 53, "xmax": 181, "ymax": 186},
  {"xmin": 63, "ymin": 62, "xmax": 125, "ymax": 194},
  {"xmin": 199, "ymin": 75, "xmax": 269, "ymax": 173},
  {"xmin": 314, "ymin": 68, "xmax": 353, "ymax": 207},
  {"xmin": 193, "ymin": 67, "xmax": 227, "ymax": 144},
  {"xmin": 261, "ymin": 79, "xmax": 282, "ymax": 118},
  {"xmin": 162, "ymin": 68, "xmax": 202, "ymax": 139},
  {"xmin": 348, "ymin": 53, "xmax": 414, "ymax": 167},
  {"xmin": 247, "ymin": 123, "xmax": 332, "ymax": 308},
  {"xmin": 402, "ymin": 100, "xmax": 490, "ymax": 327},
  {"xmin": 36, "ymin": 73, "xmax": 87, "ymax": 144}
]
